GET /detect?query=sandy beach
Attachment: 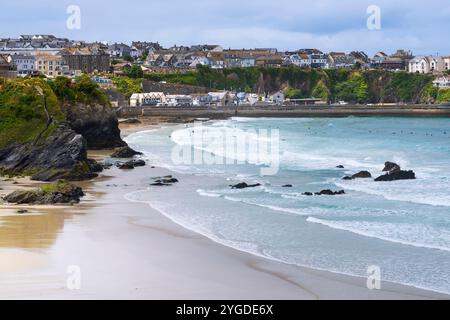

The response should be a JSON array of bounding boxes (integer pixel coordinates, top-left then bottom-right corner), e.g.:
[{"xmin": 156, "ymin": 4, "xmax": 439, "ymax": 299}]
[{"xmin": 0, "ymin": 121, "xmax": 448, "ymax": 300}]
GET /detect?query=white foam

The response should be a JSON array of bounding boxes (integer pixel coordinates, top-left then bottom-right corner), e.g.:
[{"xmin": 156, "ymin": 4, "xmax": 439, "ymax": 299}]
[
  {"xmin": 335, "ymin": 177, "xmax": 450, "ymax": 207},
  {"xmin": 196, "ymin": 189, "xmax": 222, "ymax": 198},
  {"xmin": 307, "ymin": 217, "xmax": 450, "ymax": 252}
]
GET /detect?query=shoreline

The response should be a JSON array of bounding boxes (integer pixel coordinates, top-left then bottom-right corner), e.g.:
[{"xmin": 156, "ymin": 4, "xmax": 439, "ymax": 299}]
[{"xmin": 0, "ymin": 121, "xmax": 449, "ymax": 299}]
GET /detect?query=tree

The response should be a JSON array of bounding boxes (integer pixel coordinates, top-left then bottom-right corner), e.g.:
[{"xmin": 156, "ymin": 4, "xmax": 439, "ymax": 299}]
[
  {"xmin": 436, "ymin": 88, "xmax": 450, "ymax": 103},
  {"xmin": 124, "ymin": 66, "xmax": 144, "ymax": 79},
  {"xmin": 284, "ymin": 87, "xmax": 302, "ymax": 99},
  {"xmin": 311, "ymin": 80, "xmax": 331, "ymax": 101},
  {"xmin": 335, "ymin": 72, "xmax": 368, "ymax": 103}
]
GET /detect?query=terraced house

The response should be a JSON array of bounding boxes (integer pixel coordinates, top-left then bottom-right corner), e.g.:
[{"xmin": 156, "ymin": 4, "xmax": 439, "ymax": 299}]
[
  {"xmin": 11, "ymin": 54, "xmax": 35, "ymax": 76},
  {"xmin": 60, "ymin": 47, "xmax": 110, "ymax": 73},
  {"xmin": 35, "ymin": 52, "xmax": 63, "ymax": 77}
]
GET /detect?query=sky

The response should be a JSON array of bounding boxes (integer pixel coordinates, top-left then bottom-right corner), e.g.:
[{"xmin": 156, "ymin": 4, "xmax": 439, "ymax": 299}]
[{"xmin": 1, "ymin": 0, "xmax": 449, "ymax": 56}]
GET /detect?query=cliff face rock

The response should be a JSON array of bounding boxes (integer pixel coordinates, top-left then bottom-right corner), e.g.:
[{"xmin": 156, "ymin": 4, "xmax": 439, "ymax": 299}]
[
  {"xmin": 0, "ymin": 124, "xmax": 100, "ymax": 181},
  {"xmin": 64, "ymin": 104, "xmax": 126, "ymax": 150}
]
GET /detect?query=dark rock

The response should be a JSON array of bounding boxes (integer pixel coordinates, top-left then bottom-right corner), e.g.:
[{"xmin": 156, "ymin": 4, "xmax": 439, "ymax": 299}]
[
  {"xmin": 120, "ymin": 118, "xmax": 141, "ymax": 124},
  {"xmin": 4, "ymin": 182, "xmax": 84, "ymax": 204},
  {"xmin": 315, "ymin": 189, "xmax": 346, "ymax": 196},
  {"xmin": 282, "ymin": 184, "xmax": 293, "ymax": 188},
  {"xmin": 342, "ymin": 171, "xmax": 372, "ymax": 180},
  {"xmin": 117, "ymin": 159, "xmax": 146, "ymax": 170},
  {"xmin": 382, "ymin": 161, "xmax": 401, "ymax": 173},
  {"xmin": 302, "ymin": 192, "xmax": 313, "ymax": 196},
  {"xmin": 101, "ymin": 163, "xmax": 113, "ymax": 170},
  {"xmin": 230, "ymin": 182, "xmax": 261, "ymax": 189},
  {"xmin": 375, "ymin": 170, "xmax": 416, "ymax": 182},
  {"xmin": 110, "ymin": 146, "xmax": 143, "ymax": 158},
  {"xmin": 150, "ymin": 182, "xmax": 171, "ymax": 186},
  {"xmin": 65, "ymin": 103, "xmax": 127, "ymax": 150},
  {"xmin": 17, "ymin": 209, "xmax": 28, "ymax": 214},
  {"xmin": 0, "ymin": 125, "xmax": 100, "ymax": 182},
  {"xmin": 117, "ymin": 162, "xmax": 135, "ymax": 170},
  {"xmin": 162, "ymin": 178, "xmax": 179, "ymax": 184},
  {"xmin": 130, "ymin": 159, "xmax": 146, "ymax": 167},
  {"xmin": 87, "ymin": 159, "xmax": 103, "ymax": 173},
  {"xmin": 336, "ymin": 165, "xmax": 345, "ymax": 169}
]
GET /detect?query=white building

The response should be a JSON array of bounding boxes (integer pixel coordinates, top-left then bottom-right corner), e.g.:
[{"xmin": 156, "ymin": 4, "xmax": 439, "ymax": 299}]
[
  {"xmin": 130, "ymin": 92, "xmax": 166, "ymax": 107},
  {"xmin": 191, "ymin": 93, "xmax": 212, "ymax": 106},
  {"xmin": 433, "ymin": 76, "xmax": 450, "ymax": 88},
  {"xmin": 166, "ymin": 95, "xmax": 193, "ymax": 107},
  {"xmin": 11, "ymin": 54, "xmax": 35, "ymax": 76},
  {"xmin": 408, "ymin": 56, "xmax": 449, "ymax": 73},
  {"xmin": 208, "ymin": 91, "xmax": 230, "ymax": 106},
  {"xmin": 269, "ymin": 91, "xmax": 285, "ymax": 105}
]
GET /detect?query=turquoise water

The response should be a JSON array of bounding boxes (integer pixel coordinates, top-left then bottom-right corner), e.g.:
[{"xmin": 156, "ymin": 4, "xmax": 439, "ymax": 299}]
[{"xmin": 125, "ymin": 117, "xmax": 450, "ymax": 294}]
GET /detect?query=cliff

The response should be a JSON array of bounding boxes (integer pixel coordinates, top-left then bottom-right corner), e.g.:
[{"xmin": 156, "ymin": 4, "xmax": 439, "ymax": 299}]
[
  {"xmin": 147, "ymin": 66, "xmax": 444, "ymax": 104},
  {"xmin": 0, "ymin": 76, "xmax": 127, "ymax": 181},
  {"xmin": 64, "ymin": 103, "xmax": 126, "ymax": 149}
]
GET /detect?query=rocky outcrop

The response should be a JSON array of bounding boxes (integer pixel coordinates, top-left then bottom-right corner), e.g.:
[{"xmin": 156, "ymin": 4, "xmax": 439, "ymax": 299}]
[
  {"xmin": 117, "ymin": 159, "xmax": 146, "ymax": 170},
  {"xmin": 3, "ymin": 182, "xmax": 84, "ymax": 204},
  {"xmin": 375, "ymin": 170, "xmax": 416, "ymax": 182},
  {"xmin": 302, "ymin": 189, "xmax": 345, "ymax": 196},
  {"xmin": 375, "ymin": 161, "xmax": 416, "ymax": 181},
  {"xmin": 382, "ymin": 162, "xmax": 401, "ymax": 173},
  {"xmin": 230, "ymin": 182, "xmax": 262, "ymax": 189},
  {"xmin": 119, "ymin": 118, "xmax": 141, "ymax": 124},
  {"xmin": 111, "ymin": 146, "xmax": 143, "ymax": 158},
  {"xmin": 315, "ymin": 189, "xmax": 346, "ymax": 195},
  {"xmin": 0, "ymin": 124, "xmax": 101, "ymax": 182},
  {"xmin": 150, "ymin": 175, "xmax": 179, "ymax": 186},
  {"xmin": 64, "ymin": 104, "xmax": 126, "ymax": 150},
  {"xmin": 343, "ymin": 171, "xmax": 372, "ymax": 180}
]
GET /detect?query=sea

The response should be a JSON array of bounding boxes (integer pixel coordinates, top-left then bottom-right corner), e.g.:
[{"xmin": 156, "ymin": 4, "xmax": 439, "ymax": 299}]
[{"xmin": 124, "ymin": 117, "xmax": 450, "ymax": 294}]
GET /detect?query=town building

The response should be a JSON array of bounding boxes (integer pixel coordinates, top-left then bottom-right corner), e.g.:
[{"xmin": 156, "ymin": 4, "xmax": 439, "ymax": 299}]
[
  {"xmin": 327, "ymin": 52, "xmax": 356, "ymax": 69},
  {"xmin": 166, "ymin": 94, "xmax": 193, "ymax": 107},
  {"xmin": 269, "ymin": 91, "xmax": 285, "ymax": 105},
  {"xmin": 0, "ymin": 54, "xmax": 17, "ymax": 78},
  {"xmin": 130, "ymin": 92, "xmax": 167, "ymax": 107},
  {"xmin": 433, "ymin": 76, "xmax": 450, "ymax": 88},
  {"xmin": 11, "ymin": 54, "xmax": 35, "ymax": 76},
  {"xmin": 408, "ymin": 56, "xmax": 447, "ymax": 74},
  {"xmin": 35, "ymin": 52, "xmax": 63, "ymax": 77},
  {"xmin": 60, "ymin": 47, "xmax": 111, "ymax": 73},
  {"xmin": 107, "ymin": 43, "xmax": 132, "ymax": 58}
]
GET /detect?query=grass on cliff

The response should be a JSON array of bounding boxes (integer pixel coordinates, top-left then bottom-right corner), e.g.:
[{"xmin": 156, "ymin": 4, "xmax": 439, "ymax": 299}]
[
  {"xmin": 131, "ymin": 66, "xmax": 443, "ymax": 104},
  {"xmin": 49, "ymin": 75, "xmax": 110, "ymax": 106},
  {"xmin": 0, "ymin": 78, "xmax": 64, "ymax": 148},
  {"xmin": 0, "ymin": 76, "xmax": 111, "ymax": 150}
]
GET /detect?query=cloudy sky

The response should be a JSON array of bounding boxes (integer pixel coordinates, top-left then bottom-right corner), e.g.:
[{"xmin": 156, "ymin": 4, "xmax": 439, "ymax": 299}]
[{"xmin": 1, "ymin": 0, "xmax": 449, "ymax": 55}]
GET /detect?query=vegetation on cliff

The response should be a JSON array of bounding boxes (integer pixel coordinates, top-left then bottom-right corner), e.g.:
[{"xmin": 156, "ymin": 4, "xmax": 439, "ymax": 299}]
[
  {"xmin": 0, "ymin": 76, "xmax": 124, "ymax": 180},
  {"xmin": 139, "ymin": 66, "xmax": 447, "ymax": 104},
  {"xmin": 0, "ymin": 77, "xmax": 63, "ymax": 149},
  {"xmin": 112, "ymin": 77, "xmax": 143, "ymax": 99}
]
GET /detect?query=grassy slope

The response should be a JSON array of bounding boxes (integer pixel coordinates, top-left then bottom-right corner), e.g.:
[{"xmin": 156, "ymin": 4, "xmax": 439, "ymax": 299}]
[
  {"xmin": 133, "ymin": 66, "xmax": 447, "ymax": 104},
  {"xmin": 0, "ymin": 78, "xmax": 64, "ymax": 149}
]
